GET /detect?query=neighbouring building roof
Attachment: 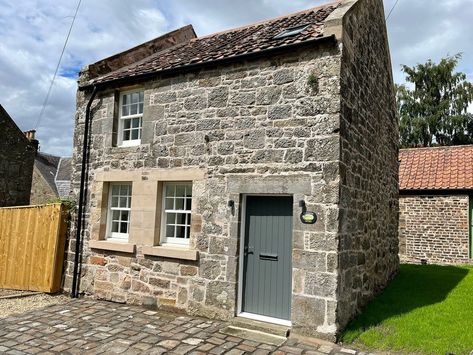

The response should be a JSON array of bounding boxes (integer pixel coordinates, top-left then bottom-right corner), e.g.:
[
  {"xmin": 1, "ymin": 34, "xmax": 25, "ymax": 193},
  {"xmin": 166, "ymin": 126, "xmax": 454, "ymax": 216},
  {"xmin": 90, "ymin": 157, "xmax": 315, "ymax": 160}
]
[
  {"xmin": 82, "ymin": 1, "xmax": 340, "ymax": 87},
  {"xmin": 34, "ymin": 153, "xmax": 73, "ymax": 198},
  {"xmin": 55, "ymin": 157, "xmax": 72, "ymax": 198},
  {"xmin": 35, "ymin": 153, "xmax": 60, "ymax": 195},
  {"xmin": 399, "ymin": 145, "xmax": 473, "ymax": 190}
]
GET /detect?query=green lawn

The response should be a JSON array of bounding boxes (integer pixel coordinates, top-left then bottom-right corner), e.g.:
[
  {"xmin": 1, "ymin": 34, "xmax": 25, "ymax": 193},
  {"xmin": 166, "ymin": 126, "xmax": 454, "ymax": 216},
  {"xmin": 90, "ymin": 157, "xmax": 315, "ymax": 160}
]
[{"xmin": 341, "ymin": 264, "xmax": 473, "ymax": 355}]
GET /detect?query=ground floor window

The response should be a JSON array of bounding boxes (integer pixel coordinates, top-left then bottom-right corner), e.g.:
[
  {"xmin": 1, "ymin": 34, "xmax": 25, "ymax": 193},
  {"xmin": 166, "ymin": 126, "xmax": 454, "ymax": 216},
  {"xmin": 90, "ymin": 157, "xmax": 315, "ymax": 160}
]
[
  {"xmin": 161, "ymin": 182, "xmax": 192, "ymax": 246},
  {"xmin": 107, "ymin": 183, "xmax": 132, "ymax": 241}
]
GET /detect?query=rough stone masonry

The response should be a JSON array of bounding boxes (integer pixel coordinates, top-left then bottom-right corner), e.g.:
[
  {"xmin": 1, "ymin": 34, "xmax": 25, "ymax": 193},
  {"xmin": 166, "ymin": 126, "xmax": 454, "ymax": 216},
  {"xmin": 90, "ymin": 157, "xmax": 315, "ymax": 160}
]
[{"xmin": 65, "ymin": 0, "xmax": 399, "ymax": 340}]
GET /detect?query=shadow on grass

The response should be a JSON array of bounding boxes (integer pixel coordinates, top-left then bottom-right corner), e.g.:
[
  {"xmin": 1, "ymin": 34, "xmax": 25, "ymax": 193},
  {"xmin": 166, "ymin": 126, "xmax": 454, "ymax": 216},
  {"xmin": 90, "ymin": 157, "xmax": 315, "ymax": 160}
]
[{"xmin": 341, "ymin": 264, "xmax": 469, "ymax": 342}]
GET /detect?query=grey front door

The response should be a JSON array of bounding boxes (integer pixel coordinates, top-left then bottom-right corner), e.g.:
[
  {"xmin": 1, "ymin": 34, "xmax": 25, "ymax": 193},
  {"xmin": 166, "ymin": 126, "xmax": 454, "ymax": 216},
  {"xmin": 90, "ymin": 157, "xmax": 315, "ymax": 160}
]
[{"xmin": 242, "ymin": 195, "xmax": 293, "ymax": 321}]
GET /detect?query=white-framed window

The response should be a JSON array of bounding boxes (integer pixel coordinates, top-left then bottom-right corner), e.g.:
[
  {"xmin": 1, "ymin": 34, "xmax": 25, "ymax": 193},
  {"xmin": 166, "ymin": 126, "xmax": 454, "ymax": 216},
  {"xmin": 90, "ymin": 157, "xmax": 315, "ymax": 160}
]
[
  {"xmin": 118, "ymin": 91, "xmax": 143, "ymax": 147},
  {"xmin": 107, "ymin": 183, "xmax": 132, "ymax": 241},
  {"xmin": 161, "ymin": 182, "xmax": 192, "ymax": 246}
]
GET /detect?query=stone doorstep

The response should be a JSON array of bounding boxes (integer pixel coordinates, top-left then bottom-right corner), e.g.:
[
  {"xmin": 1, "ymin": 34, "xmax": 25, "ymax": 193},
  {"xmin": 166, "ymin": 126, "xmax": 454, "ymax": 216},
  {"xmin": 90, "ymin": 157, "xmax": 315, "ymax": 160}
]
[
  {"xmin": 220, "ymin": 325, "xmax": 287, "ymax": 347},
  {"xmin": 229, "ymin": 317, "xmax": 290, "ymax": 338}
]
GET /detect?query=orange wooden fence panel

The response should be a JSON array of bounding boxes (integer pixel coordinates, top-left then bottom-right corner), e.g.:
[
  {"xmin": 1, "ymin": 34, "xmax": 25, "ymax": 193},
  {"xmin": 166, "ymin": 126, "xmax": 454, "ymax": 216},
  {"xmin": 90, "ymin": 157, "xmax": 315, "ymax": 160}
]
[{"xmin": 0, "ymin": 203, "xmax": 67, "ymax": 293}]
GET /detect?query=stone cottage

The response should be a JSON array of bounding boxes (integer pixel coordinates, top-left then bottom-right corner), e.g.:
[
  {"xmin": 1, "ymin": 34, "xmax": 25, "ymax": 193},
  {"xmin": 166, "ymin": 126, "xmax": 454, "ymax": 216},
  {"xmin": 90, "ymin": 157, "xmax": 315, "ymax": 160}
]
[
  {"xmin": 399, "ymin": 146, "xmax": 473, "ymax": 265},
  {"xmin": 67, "ymin": 0, "xmax": 399, "ymax": 339},
  {"xmin": 0, "ymin": 105, "xmax": 35, "ymax": 207}
]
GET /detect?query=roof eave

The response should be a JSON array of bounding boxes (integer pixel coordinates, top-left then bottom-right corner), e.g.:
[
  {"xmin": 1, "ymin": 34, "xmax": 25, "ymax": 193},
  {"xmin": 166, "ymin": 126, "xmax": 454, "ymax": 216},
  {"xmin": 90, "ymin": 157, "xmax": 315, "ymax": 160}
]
[{"xmin": 79, "ymin": 34, "xmax": 337, "ymax": 91}]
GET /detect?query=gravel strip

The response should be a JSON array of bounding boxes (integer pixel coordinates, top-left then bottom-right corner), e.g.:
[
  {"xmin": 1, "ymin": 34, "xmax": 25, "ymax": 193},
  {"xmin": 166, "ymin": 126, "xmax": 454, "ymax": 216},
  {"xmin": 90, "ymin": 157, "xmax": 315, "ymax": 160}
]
[{"xmin": 0, "ymin": 293, "xmax": 70, "ymax": 318}]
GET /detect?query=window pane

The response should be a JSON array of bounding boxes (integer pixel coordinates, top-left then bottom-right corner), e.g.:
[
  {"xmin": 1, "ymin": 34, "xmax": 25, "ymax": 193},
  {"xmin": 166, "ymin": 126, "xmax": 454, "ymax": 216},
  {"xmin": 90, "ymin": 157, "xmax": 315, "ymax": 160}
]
[
  {"xmin": 122, "ymin": 105, "xmax": 129, "ymax": 117},
  {"xmin": 122, "ymin": 94, "xmax": 128, "ymax": 105},
  {"xmin": 165, "ymin": 198, "xmax": 174, "ymax": 210},
  {"xmin": 130, "ymin": 104, "xmax": 138, "ymax": 115},
  {"xmin": 119, "ymin": 197, "xmax": 128, "ymax": 208},
  {"xmin": 139, "ymin": 91, "xmax": 144, "ymax": 102},
  {"xmin": 166, "ymin": 225, "xmax": 175, "ymax": 238},
  {"xmin": 176, "ymin": 185, "xmax": 186, "ymax": 197},
  {"xmin": 120, "ymin": 221, "xmax": 128, "ymax": 234},
  {"xmin": 175, "ymin": 198, "xmax": 184, "ymax": 210},
  {"xmin": 132, "ymin": 117, "xmax": 140, "ymax": 128},
  {"xmin": 131, "ymin": 129, "xmax": 139, "ymax": 140},
  {"xmin": 111, "ymin": 197, "xmax": 119, "ymax": 207},
  {"xmin": 120, "ymin": 184, "xmax": 129, "ymax": 196},
  {"xmin": 120, "ymin": 210, "xmax": 129, "ymax": 222},
  {"xmin": 123, "ymin": 130, "xmax": 130, "ymax": 141},
  {"xmin": 112, "ymin": 185, "xmax": 120, "ymax": 195},
  {"xmin": 166, "ymin": 213, "xmax": 176, "ymax": 225},
  {"xmin": 139, "ymin": 103, "xmax": 144, "ymax": 114},
  {"xmin": 166, "ymin": 185, "xmax": 175, "ymax": 197},
  {"xmin": 124, "ymin": 119, "xmax": 131, "ymax": 129},
  {"xmin": 112, "ymin": 222, "xmax": 119, "ymax": 233},
  {"xmin": 176, "ymin": 213, "xmax": 186, "ymax": 225},
  {"xmin": 185, "ymin": 198, "xmax": 192, "ymax": 211},
  {"xmin": 186, "ymin": 226, "xmax": 190, "ymax": 239},
  {"xmin": 185, "ymin": 184, "xmax": 192, "ymax": 197},
  {"xmin": 112, "ymin": 210, "xmax": 120, "ymax": 221},
  {"xmin": 131, "ymin": 92, "xmax": 139, "ymax": 104},
  {"xmin": 175, "ymin": 225, "xmax": 185, "ymax": 239}
]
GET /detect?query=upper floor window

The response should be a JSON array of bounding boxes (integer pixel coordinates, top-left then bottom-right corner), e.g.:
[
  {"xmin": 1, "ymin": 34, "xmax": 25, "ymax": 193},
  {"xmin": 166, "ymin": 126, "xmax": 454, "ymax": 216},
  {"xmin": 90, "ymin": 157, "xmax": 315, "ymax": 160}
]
[
  {"xmin": 161, "ymin": 182, "xmax": 192, "ymax": 246},
  {"xmin": 107, "ymin": 183, "xmax": 132, "ymax": 241},
  {"xmin": 118, "ymin": 91, "xmax": 143, "ymax": 147}
]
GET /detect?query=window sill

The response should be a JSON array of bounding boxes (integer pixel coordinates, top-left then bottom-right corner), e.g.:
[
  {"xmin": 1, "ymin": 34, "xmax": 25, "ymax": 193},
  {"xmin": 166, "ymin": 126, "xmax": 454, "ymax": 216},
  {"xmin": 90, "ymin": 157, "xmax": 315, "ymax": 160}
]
[
  {"xmin": 142, "ymin": 245, "xmax": 199, "ymax": 261},
  {"xmin": 89, "ymin": 240, "xmax": 136, "ymax": 254}
]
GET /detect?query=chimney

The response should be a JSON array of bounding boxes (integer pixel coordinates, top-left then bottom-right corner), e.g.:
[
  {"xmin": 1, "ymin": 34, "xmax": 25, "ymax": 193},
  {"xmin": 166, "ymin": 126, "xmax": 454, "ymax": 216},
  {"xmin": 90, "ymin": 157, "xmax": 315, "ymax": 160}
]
[{"xmin": 24, "ymin": 130, "xmax": 39, "ymax": 153}]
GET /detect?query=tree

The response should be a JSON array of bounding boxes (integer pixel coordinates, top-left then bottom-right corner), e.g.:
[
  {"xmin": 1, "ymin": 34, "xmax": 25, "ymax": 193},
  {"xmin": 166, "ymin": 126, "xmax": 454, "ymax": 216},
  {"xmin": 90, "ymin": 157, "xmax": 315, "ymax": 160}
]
[{"xmin": 396, "ymin": 54, "xmax": 473, "ymax": 147}]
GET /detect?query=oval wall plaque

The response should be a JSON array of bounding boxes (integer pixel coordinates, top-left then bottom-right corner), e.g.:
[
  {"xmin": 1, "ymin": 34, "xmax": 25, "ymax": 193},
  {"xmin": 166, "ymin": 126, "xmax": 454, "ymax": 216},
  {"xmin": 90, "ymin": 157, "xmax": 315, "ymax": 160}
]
[{"xmin": 300, "ymin": 211, "xmax": 317, "ymax": 224}]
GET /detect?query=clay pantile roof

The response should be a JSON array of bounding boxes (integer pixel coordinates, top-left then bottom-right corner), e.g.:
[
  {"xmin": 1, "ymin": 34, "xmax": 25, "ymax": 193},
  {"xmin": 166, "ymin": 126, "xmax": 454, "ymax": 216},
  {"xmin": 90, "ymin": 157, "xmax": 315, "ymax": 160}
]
[
  {"xmin": 84, "ymin": 2, "xmax": 340, "ymax": 87},
  {"xmin": 399, "ymin": 145, "xmax": 473, "ymax": 190}
]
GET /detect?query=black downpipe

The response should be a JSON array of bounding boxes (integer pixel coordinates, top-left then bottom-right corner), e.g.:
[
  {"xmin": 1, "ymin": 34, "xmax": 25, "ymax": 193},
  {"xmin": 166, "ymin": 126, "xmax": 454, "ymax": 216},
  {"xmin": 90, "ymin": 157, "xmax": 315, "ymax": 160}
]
[{"xmin": 71, "ymin": 86, "xmax": 98, "ymax": 298}]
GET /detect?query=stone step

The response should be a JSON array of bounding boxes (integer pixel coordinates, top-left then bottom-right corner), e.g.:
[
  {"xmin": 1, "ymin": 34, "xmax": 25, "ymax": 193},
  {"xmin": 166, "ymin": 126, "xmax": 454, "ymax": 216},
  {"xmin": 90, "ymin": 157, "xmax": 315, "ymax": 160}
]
[
  {"xmin": 220, "ymin": 325, "xmax": 287, "ymax": 346},
  {"xmin": 229, "ymin": 317, "xmax": 291, "ymax": 337}
]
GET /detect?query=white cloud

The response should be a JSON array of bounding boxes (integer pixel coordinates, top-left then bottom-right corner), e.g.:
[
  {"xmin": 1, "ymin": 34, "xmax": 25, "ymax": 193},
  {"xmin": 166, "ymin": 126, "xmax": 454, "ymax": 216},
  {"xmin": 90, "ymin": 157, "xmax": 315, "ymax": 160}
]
[{"xmin": 0, "ymin": 0, "xmax": 472, "ymax": 156}]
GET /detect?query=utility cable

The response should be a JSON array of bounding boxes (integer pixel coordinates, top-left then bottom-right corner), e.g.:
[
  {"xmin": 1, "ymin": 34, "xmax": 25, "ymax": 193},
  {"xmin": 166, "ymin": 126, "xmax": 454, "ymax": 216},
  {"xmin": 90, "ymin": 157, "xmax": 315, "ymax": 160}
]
[
  {"xmin": 34, "ymin": 0, "xmax": 82, "ymax": 129},
  {"xmin": 386, "ymin": 0, "xmax": 400, "ymax": 21}
]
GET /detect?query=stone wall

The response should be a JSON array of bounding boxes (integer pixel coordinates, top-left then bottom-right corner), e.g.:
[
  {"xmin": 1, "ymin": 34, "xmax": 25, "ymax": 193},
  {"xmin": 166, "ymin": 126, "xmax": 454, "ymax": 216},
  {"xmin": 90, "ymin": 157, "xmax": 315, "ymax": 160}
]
[
  {"xmin": 67, "ymin": 40, "xmax": 345, "ymax": 339},
  {"xmin": 67, "ymin": 0, "xmax": 399, "ymax": 340},
  {"xmin": 336, "ymin": 0, "xmax": 399, "ymax": 330},
  {"xmin": 30, "ymin": 166, "xmax": 58, "ymax": 205},
  {"xmin": 399, "ymin": 194, "xmax": 471, "ymax": 264},
  {"xmin": 0, "ymin": 105, "xmax": 35, "ymax": 207}
]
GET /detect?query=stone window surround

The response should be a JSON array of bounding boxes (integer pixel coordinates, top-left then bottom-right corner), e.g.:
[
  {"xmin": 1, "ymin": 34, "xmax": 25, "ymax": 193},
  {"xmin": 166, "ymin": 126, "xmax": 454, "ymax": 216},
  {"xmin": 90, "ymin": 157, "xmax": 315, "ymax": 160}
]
[{"xmin": 89, "ymin": 167, "xmax": 205, "ymax": 261}]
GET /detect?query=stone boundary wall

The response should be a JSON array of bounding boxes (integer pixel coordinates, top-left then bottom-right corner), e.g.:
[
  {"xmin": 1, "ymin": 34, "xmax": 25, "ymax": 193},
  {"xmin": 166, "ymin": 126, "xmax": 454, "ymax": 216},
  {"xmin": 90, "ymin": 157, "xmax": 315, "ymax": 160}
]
[{"xmin": 399, "ymin": 194, "xmax": 471, "ymax": 264}]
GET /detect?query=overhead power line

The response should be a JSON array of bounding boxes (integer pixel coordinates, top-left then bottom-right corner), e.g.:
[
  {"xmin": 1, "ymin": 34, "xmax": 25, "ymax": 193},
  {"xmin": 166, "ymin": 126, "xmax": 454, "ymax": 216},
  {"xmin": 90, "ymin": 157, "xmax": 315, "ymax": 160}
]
[
  {"xmin": 34, "ymin": 0, "xmax": 82, "ymax": 130},
  {"xmin": 386, "ymin": 0, "xmax": 400, "ymax": 21}
]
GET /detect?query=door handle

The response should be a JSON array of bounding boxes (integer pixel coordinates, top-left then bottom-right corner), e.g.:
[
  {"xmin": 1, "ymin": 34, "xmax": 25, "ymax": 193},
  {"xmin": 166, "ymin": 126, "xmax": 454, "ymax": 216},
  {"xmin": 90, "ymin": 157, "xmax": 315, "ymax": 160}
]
[{"xmin": 259, "ymin": 253, "xmax": 278, "ymax": 261}]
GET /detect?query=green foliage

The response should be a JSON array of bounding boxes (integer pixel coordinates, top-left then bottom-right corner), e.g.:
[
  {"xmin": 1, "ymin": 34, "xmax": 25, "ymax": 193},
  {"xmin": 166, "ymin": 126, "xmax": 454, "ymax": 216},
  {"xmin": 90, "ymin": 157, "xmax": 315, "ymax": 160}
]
[
  {"xmin": 341, "ymin": 264, "xmax": 473, "ymax": 354},
  {"xmin": 46, "ymin": 197, "xmax": 76, "ymax": 212},
  {"xmin": 307, "ymin": 72, "xmax": 319, "ymax": 94},
  {"xmin": 397, "ymin": 54, "xmax": 473, "ymax": 147}
]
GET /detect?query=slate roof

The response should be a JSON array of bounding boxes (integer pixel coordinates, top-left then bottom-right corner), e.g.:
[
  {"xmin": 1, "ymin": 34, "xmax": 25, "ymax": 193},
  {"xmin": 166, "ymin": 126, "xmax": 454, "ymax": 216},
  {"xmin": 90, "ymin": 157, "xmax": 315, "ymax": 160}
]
[
  {"xmin": 399, "ymin": 145, "xmax": 473, "ymax": 190},
  {"xmin": 35, "ymin": 153, "xmax": 60, "ymax": 195},
  {"xmin": 83, "ymin": 1, "xmax": 340, "ymax": 87},
  {"xmin": 56, "ymin": 157, "xmax": 72, "ymax": 181}
]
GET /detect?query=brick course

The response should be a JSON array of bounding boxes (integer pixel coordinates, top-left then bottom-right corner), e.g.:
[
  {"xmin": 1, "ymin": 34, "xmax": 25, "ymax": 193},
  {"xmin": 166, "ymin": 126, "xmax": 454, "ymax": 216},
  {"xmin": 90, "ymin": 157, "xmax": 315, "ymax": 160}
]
[{"xmin": 399, "ymin": 194, "xmax": 471, "ymax": 264}]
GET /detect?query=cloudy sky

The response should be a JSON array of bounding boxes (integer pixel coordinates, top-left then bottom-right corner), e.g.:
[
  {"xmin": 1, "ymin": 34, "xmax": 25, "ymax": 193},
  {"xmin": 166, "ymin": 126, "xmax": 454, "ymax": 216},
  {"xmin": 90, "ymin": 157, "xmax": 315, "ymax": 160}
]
[{"xmin": 1, "ymin": 0, "xmax": 472, "ymax": 156}]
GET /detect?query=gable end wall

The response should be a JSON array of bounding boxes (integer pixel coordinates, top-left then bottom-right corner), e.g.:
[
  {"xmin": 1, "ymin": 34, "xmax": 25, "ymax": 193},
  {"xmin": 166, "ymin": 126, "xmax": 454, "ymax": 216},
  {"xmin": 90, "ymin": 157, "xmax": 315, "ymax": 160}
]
[{"xmin": 337, "ymin": 0, "xmax": 399, "ymax": 331}]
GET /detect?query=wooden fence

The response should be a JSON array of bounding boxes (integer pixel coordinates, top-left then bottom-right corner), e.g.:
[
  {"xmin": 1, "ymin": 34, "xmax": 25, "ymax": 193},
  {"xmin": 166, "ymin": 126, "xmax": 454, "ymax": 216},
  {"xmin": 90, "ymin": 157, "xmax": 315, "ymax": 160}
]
[{"xmin": 0, "ymin": 203, "xmax": 68, "ymax": 293}]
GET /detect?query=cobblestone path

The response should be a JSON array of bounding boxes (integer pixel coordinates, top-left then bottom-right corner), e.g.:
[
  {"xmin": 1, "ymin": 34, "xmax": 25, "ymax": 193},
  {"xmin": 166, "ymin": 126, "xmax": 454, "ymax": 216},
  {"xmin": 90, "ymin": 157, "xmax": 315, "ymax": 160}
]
[{"xmin": 0, "ymin": 299, "xmax": 372, "ymax": 354}]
